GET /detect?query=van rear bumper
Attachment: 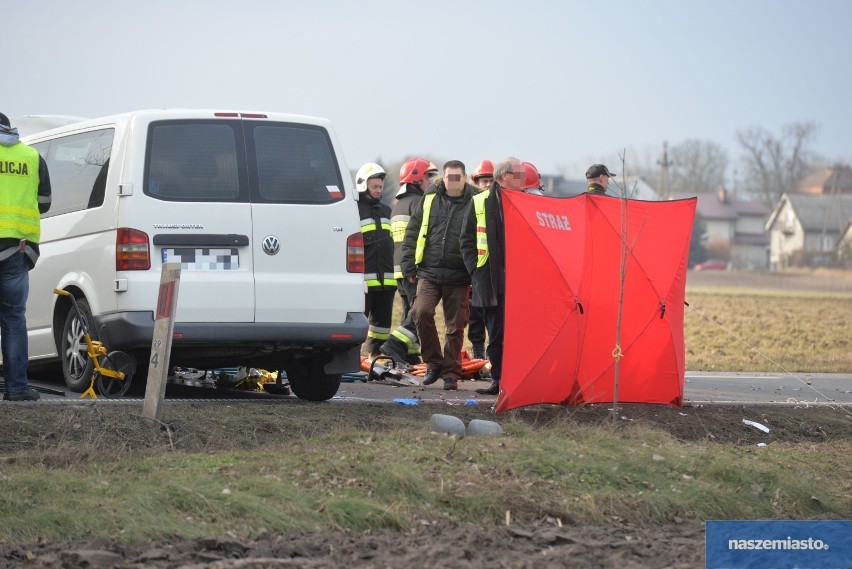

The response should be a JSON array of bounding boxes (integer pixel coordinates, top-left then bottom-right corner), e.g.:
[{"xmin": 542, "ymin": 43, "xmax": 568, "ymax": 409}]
[{"xmin": 99, "ymin": 311, "xmax": 369, "ymax": 350}]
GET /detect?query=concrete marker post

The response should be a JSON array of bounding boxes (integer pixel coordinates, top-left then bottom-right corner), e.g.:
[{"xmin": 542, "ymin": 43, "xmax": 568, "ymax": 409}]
[{"xmin": 143, "ymin": 262, "xmax": 181, "ymax": 422}]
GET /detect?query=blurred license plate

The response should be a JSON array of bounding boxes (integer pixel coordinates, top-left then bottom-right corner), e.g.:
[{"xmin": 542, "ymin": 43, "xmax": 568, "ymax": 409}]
[{"xmin": 161, "ymin": 248, "xmax": 239, "ymax": 270}]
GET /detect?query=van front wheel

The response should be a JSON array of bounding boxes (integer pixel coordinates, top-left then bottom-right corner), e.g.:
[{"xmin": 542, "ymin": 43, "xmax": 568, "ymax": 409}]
[
  {"xmin": 286, "ymin": 358, "xmax": 341, "ymax": 401},
  {"xmin": 60, "ymin": 297, "xmax": 96, "ymax": 392}
]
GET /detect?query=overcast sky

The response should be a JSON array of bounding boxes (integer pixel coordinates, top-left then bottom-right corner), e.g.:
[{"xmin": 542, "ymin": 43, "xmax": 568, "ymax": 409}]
[{"xmin": 6, "ymin": 0, "xmax": 851, "ymax": 179}]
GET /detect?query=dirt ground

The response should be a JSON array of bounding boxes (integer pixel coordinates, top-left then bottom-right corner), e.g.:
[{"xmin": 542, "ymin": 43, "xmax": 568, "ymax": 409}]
[
  {"xmin": 1, "ymin": 522, "xmax": 706, "ymax": 569},
  {"xmin": 1, "ymin": 402, "xmax": 850, "ymax": 568}
]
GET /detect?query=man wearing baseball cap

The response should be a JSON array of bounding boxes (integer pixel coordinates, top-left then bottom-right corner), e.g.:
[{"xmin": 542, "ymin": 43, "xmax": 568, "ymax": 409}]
[{"xmin": 585, "ymin": 164, "xmax": 615, "ymax": 195}]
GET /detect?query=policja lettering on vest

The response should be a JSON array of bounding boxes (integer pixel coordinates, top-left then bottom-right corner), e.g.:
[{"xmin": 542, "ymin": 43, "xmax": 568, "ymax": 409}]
[{"xmin": 0, "ymin": 161, "xmax": 29, "ymax": 175}]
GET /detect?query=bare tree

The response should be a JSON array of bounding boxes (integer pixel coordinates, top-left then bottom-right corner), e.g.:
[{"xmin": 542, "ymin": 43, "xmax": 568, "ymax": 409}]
[
  {"xmin": 669, "ymin": 139, "xmax": 728, "ymax": 195},
  {"xmin": 736, "ymin": 122, "xmax": 819, "ymax": 209}
]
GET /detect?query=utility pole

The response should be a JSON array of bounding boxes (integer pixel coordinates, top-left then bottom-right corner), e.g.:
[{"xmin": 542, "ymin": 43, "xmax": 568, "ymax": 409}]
[
  {"xmin": 822, "ymin": 164, "xmax": 846, "ymax": 255},
  {"xmin": 657, "ymin": 141, "xmax": 673, "ymax": 200}
]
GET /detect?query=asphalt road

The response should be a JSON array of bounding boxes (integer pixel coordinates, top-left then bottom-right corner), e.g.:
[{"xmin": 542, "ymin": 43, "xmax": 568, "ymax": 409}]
[{"xmin": 13, "ymin": 369, "xmax": 852, "ymax": 407}]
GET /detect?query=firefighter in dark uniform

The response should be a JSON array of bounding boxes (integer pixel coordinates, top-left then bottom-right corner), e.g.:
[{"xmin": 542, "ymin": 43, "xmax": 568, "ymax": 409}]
[
  {"xmin": 378, "ymin": 157, "xmax": 433, "ymax": 364},
  {"xmin": 355, "ymin": 162, "xmax": 395, "ymax": 357},
  {"xmin": 586, "ymin": 163, "xmax": 615, "ymax": 195}
]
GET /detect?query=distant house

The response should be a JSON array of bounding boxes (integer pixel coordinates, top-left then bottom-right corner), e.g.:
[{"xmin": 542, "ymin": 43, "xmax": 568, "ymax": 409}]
[
  {"xmin": 670, "ymin": 188, "xmax": 769, "ymax": 269},
  {"xmin": 764, "ymin": 193, "xmax": 852, "ymax": 269},
  {"xmin": 796, "ymin": 164, "xmax": 852, "ymax": 195},
  {"xmin": 839, "ymin": 220, "xmax": 852, "ymax": 268}
]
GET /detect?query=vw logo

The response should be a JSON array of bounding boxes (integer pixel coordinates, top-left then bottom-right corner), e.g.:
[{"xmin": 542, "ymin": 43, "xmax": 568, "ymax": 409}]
[{"xmin": 262, "ymin": 235, "xmax": 280, "ymax": 255}]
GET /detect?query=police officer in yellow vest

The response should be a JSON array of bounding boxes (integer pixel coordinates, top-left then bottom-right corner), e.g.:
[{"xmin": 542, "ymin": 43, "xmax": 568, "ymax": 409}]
[
  {"xmin": 0, "ymin": 112, "xmax": 52, "ymax": 401},
  {"xmin": 460, "ymin": 158, "xmax": 525, "ymax": 396},
  {"xmin": 400, "ymin": 161, "xmax": 474, "ymax": 390}
]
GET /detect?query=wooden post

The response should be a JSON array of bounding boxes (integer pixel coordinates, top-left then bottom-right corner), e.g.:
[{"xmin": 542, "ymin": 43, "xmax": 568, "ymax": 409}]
[{"xmin": 143, "ymin": 263, "xmax": 181, "ymax": 422}]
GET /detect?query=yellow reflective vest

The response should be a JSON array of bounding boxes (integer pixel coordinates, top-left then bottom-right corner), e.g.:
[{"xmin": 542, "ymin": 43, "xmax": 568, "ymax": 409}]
[
  {"xmin": 472, "ymin": 190, "xmax": 489, "ymax": 268},
  {"xmin": 0, "ymin": 143, "xmax": 41, "ymax": 243},
  {"xmin": 413, "ymin": 193, "xmax": 437, "ymax": 265}
]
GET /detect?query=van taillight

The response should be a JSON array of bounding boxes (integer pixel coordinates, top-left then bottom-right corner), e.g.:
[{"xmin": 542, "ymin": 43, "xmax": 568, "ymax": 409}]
[
  {"xmin": 116, "ymin": 228, "xmax": 150, "ymax": 271},
  {"xmin": 346, "ymin": 232, "xmax": 364, "ymax": 273}
]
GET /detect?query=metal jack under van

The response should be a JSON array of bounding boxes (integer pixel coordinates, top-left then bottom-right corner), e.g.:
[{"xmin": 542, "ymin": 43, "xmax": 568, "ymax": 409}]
[{"xmin": 16, "ymin": 109, "xmax": 367, "ymax": 400}]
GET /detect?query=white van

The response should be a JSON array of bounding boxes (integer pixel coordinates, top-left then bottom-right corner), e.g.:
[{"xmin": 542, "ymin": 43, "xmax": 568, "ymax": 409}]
[{"xmin": 19, "ymin": 109, "xmax": 367, "ymax": 400}]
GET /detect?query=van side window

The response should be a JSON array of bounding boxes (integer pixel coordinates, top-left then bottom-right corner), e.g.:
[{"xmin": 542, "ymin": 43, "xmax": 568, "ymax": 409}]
[
  {"xmin": 37, "ymin": 129, "xmax": 114, "ymax": 218},
  {"xmin": 251, "ymin": 124, "xmax": 344, "ymax": 205},
  {"xmin": 145, "ymin": 122, "xmax": 243, "ymax": 202}
]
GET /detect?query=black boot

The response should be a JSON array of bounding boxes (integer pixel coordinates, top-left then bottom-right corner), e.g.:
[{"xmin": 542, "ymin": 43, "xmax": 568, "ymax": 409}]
[
  {"xmin": 379, "ymin": 340, "xmax": 408, "ymax": 366},
  {"xmin": 422, "ymin": 367, "xmax": 440, "ymax": 385},
  {"xmin": 472, "ymin": 343, "xmax": 486, "ymax": 360},
  {"xmin": 2, "ymin": 386, "xmax": 40, "ymax": 401},
  {"xmin": 475, "ymin": 380, "xmax": 499, "ymax": 395}
]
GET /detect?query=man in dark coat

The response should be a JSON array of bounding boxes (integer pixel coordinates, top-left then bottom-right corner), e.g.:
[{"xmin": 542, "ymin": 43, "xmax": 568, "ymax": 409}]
[
  {"xmin": 459, "ymin": 158, "xmax": 525, "ymax": 396},
  {"xmin": 401, "ymin": 161, "xmax": 474, "ymax": 390}
]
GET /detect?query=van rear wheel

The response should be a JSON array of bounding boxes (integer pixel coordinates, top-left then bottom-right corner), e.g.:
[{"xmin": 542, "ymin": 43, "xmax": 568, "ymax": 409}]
[
  {"xmin": 60, "ymin": 297, "xmax": 96, "ymax": 393},
  {"xmin": 286, "ymin": 358, "xmax": 341, "ymax": 401}
]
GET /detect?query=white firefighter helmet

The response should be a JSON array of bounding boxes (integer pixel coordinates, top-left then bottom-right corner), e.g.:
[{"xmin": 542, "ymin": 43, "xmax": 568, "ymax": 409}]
[{"xmin": 355, "ymin": 162, "xmax": 387, "ymax": 193}]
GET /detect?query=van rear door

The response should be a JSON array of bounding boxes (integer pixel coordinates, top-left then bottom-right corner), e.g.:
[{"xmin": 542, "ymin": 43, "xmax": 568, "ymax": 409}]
[
  {"xmin": 142, "ymin": 119, "xmax": 255, "ymax": 322},
  {"xmin": 243, "ymin": 120, "xmax": 362, "ymax": 324}
]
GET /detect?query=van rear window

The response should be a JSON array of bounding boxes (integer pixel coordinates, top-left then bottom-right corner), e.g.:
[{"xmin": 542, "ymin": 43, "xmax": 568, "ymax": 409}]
[
  {"xmin": 145, "ymin": 122, "xmax": 245, "ymax": 202},
  {"xmin": 144, "ymin": 120, "xmax": 344, "ymax": 204},
  {"xmin": 249, "ymin": 124, "xmax": 344, "ymax": 205}
]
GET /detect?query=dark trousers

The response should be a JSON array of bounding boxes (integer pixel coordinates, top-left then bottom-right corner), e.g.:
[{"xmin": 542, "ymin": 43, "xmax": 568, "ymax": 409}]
[
  {"xmin": 468, "ymin": 306, "xmax": 486, "ymax": 346},
  {"xmin": 411, "ymin": 279, "xmax": 470, "ymax": 381},
  {"xmin": 398, "ymin": 278, "xmax": 415, "ymax": 323},
  {"xmin": 0, "ymin": 252, "xmax": 29, "ymax": 393},
  {"xmin": 380, "ymin": 278, "xmax": 421, "ymax": 361},
  {"xmin": 395, "ymin": 278, "xmax": 418, "ymax": 337},
  {"xmin": 364, "ymin": 289, "xmax": 396, "ymax": 356},
  {"xmin": 482, "ymin": 296, "xmax": 505, "ymax": 383}
]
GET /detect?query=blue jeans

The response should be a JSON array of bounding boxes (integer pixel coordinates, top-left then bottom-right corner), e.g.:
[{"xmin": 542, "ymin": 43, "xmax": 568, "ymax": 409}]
[{"xmin": 0, "ymin": 251, "xmax": 30, "ymax": 393}]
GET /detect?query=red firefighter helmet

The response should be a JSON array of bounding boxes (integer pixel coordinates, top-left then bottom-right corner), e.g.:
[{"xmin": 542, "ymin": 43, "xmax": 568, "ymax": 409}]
[
  {"xmin": 472, "ymin": 160, "xmax": 494, "ymax": 181},
  {"xmin": 522, "ymin": 161, "xmax": 542, "ymax": 190},
  {"xmin": 399, "ymin": 158, "xmax": 432, "ymax": 184}
]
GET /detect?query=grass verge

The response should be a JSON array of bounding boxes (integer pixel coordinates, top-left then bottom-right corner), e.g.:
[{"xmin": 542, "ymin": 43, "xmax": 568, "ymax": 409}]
[{"xmin": 1, "ymin": 413, "xmax": 849, "ymax": 544}]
